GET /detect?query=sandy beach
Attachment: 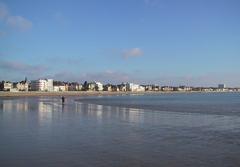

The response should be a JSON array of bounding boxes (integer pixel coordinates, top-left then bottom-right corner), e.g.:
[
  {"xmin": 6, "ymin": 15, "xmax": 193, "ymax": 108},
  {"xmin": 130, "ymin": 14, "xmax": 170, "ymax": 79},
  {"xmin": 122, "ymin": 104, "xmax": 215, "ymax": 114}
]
[{"xmin": 0, "ymin": 90, "xmax": 232, "ymax": 97}]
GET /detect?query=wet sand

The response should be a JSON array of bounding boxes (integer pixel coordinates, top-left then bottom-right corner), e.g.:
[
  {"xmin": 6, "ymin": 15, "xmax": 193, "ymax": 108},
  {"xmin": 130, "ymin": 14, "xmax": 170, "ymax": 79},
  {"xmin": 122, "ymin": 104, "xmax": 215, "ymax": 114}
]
[{"xmin": 1, "ymin": 94, "xmax": 240, "ymax": 167}]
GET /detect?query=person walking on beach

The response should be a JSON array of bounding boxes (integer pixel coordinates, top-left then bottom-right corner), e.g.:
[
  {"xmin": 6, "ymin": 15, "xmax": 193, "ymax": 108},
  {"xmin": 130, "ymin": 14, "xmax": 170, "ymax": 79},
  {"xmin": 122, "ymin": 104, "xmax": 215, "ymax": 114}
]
[{"xmin": 61, "ymin": 96, "xmax": 65, "ymax": 104}]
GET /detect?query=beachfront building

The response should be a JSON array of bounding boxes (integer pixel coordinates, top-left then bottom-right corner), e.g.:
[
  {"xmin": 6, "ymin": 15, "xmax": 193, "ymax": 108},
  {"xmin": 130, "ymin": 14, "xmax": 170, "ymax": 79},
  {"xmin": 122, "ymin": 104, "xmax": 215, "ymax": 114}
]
[
  {"xmin": 126, "ymin": 83, "xmax": 145, "ymax": 92},
  {"xmin": 161, "ymin": 86, "xmax": 174, "ymax": 91},
  {"xmin": 233, "ymin": 88, "xmax": 240, "ymax": 92},
  {"xmin": 16, "ymin": 80, "xmax": 29, "ymax": 91},
  {"xmin": 202, "ymin": 87, "xmax": 214, "ymax": 92},
  {"xmin": 53, "ymin": 86, "xmax": 59, "ymax": 92},
  {"xmin": 144, "ymin": 85, "xmax": 161, "ymax": 91},
  {"xmin": 118, "ymin": 83, "xmax": 127, "ymax": 91},
  {"xmin": 96, "ymin": 82, "xmax": 103, "ymax": 91},
  {"xmin": 47, "ymin": 79, "xmax": 53, "ymax": 91},
  {"xmin": 87, "ymin": 82, "xmax": 96, "ymax": 91},
  {"xmin": 218, "ymin": 84, "xmax": 227, "ymax": 91},
  {"xmin": 144, "ymin": 85, "xmax": 153, "ymax": 91},
  {"xmin": 53, "ymin": 85, "xmax": 67, "ymax": 92},
  {"xmin": 30, "ymin": 79, "xmax": 53, "ymax": 91},
  {"xmin": 153, "ymin": 85, "xmax": 161, "ymax": 91},
  {"xmin": 218, "ymin": 84, "xmax": 226, "ymax": 89},
  {"xmin": 103, "ymin": 84, "xmax": 119, "ymax": 92},
  {"xmin": 68, "ymin": 82, "xmax": 81, "ymax": 91},
  {"xmin": 78, "ymin": 84, "xmax": 83, "ymax": 91},
  {"xmin": 103, "ymin": 84, "xmax": 112, "ymax": 91},
  {"xmin": 173, "ymin": 86, "xmax": 192, "ymax": 92},
  {"xmin": 10, "ymin": 78, "xmax": 29, "ymax": 92},
  {"xmin": 192, "ymin": 87, "xmax": 201, "ymax": 91},
  {"xmin": 0, "ymin": 81, "xmax": 13, "ymax": 91},
  {"xmin": 86, "ymin": 82, "xmax": 103, "ymax": 91},
  {"xmin": 53, "ymin": 81, "xmax": 68, "ymax": 91},
  {"xmin": 112, "ymin": 85, "xmax": 119, "ymax": 91}
]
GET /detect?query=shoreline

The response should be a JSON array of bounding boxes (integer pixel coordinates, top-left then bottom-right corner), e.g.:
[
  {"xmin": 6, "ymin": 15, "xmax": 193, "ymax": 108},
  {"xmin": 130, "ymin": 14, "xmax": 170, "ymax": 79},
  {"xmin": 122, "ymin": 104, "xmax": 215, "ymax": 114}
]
[{"xmin": 0, "ymin": 91, "xmax": 238, "ymax": 97}]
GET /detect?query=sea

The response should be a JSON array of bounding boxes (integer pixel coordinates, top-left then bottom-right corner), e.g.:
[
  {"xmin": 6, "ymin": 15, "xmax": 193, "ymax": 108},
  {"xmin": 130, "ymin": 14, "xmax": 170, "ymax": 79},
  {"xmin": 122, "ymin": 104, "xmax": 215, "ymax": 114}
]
[{"xmin": 0, "ymin": 92, "xmax": 240, "ymax": 167}]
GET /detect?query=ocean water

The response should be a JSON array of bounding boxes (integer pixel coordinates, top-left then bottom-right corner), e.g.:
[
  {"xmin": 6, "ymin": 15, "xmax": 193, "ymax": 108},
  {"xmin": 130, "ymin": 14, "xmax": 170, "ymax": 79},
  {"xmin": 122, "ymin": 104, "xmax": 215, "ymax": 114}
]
[{"xmin": 0, "ymin": 93, "xmax": 240, "ymax": 167}]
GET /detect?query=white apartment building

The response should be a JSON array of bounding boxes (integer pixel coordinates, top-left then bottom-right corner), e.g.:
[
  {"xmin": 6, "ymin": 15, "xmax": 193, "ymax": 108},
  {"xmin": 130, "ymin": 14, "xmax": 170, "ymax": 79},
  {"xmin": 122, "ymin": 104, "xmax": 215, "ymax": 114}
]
[
  {"xmin": 31, "ymin": 79, "xmax": 53, "ymax": 91},
  {"xmin": 47, "ymin": 79, "xmax": 53, "ymax": 91},
  {"xmin": 95, "ymin": 82, "xmax": 103, "ymax": 91},
  {"xmin": 126, "ymin": 83, "xmax": 145, "ymax": 92},
  {"xmin": 53, "ymin": 85, "xmax": 66, "ymax": 92},
  {"xmin": 0, "ymin": 81, "xmax": 13, "ymax": 91},
  {"xmin": 16, "ymin": 81, "xmax": 29, "ymax": 91}
]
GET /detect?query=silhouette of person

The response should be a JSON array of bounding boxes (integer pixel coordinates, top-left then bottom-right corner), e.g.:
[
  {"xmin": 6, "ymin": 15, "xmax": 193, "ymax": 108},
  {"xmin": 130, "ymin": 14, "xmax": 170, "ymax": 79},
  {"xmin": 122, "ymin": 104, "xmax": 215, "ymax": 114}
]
[{"xmin": 61, "ymin": 96, "xmax": 65, "ymax": 104}]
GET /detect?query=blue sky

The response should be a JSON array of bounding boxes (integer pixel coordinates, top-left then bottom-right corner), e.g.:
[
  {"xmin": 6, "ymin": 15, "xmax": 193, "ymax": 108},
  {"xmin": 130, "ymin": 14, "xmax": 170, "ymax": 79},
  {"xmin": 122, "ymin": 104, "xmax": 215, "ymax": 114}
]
[{"xmin": 0, "ymin": 0, "xmax": 240, "ymax": 86}]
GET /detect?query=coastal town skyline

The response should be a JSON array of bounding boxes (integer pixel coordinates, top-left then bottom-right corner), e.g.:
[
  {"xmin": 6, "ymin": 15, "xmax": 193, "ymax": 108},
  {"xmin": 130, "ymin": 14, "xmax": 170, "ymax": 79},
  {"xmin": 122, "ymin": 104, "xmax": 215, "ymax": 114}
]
[
  {"xmin": 1, "ymin": 77, "xmax": 239, "ymax": 93},
  {"xmin": 1, "ymin": 0, "xmax": 240, "ymax": 86}
]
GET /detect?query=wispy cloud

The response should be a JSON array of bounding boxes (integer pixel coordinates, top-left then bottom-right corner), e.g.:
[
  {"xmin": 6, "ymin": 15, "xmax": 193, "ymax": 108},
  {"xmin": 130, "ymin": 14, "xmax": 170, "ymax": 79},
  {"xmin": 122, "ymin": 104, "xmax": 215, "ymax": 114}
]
[
  {"xmin": 0, "ymin": 60, "xmax": 47, "ymax": 75},
  {"xmin": 6, "ymin": 16, "xmax": 32, "ymax": 31},
  {"xmin": 0, "ymin": 2, "xmax": 32, "ymax": 31},
  {"xmin": 122, "ymin": 48, "xmax": 144, "ymax": 58}
]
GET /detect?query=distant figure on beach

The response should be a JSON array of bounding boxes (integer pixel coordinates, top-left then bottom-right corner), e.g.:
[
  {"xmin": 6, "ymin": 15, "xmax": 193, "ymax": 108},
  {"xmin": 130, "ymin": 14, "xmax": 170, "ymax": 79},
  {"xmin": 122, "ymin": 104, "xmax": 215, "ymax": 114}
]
[{"xmin": 61, "ymin": 96, "xmax": 65, "ymax": 104}]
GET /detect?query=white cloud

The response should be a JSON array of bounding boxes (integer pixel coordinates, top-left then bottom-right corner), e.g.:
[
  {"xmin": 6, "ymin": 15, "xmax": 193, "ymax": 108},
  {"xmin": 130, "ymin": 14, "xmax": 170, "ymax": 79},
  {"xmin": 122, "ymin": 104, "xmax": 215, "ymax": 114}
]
[
  {"xmin": 123, "ymin": 48, "xmax": 144, "ymax": 58},
  {"xmin": 7, "ymin": 16, "xmax": 32, "ymax": 31},
  {"xmin": 0, "ymin": 2, "xmax": 32, "ymax": 31}
]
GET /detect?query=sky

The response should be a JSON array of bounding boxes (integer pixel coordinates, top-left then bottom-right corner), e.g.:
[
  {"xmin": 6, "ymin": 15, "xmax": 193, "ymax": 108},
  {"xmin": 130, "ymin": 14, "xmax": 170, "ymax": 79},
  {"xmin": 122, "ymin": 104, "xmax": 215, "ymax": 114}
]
[{"xmin": 0, "ymin": 0, "xmax": 240, "ymax": 86}]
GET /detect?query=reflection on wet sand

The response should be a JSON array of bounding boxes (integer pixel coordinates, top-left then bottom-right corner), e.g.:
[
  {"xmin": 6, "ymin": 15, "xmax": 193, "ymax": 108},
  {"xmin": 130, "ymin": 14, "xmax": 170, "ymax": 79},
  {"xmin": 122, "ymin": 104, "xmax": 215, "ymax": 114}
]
[
  {"xmin": 0, "ymin": 98, "xmax": 146, "ymax": 124},
  {"xmin": 1, "ymin": 97, "xmax": 240, "ymax": 129},
  {"xmin": 1, "ymin": 97, "xmax": 239, "ymax": 131},
  {"xmin": 1, "ymin": 99, "xmax": 29, "ymax": 112},
  {"xmin": 78, "ymin": 102, "xmax": 145, "ymax": 123}
]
